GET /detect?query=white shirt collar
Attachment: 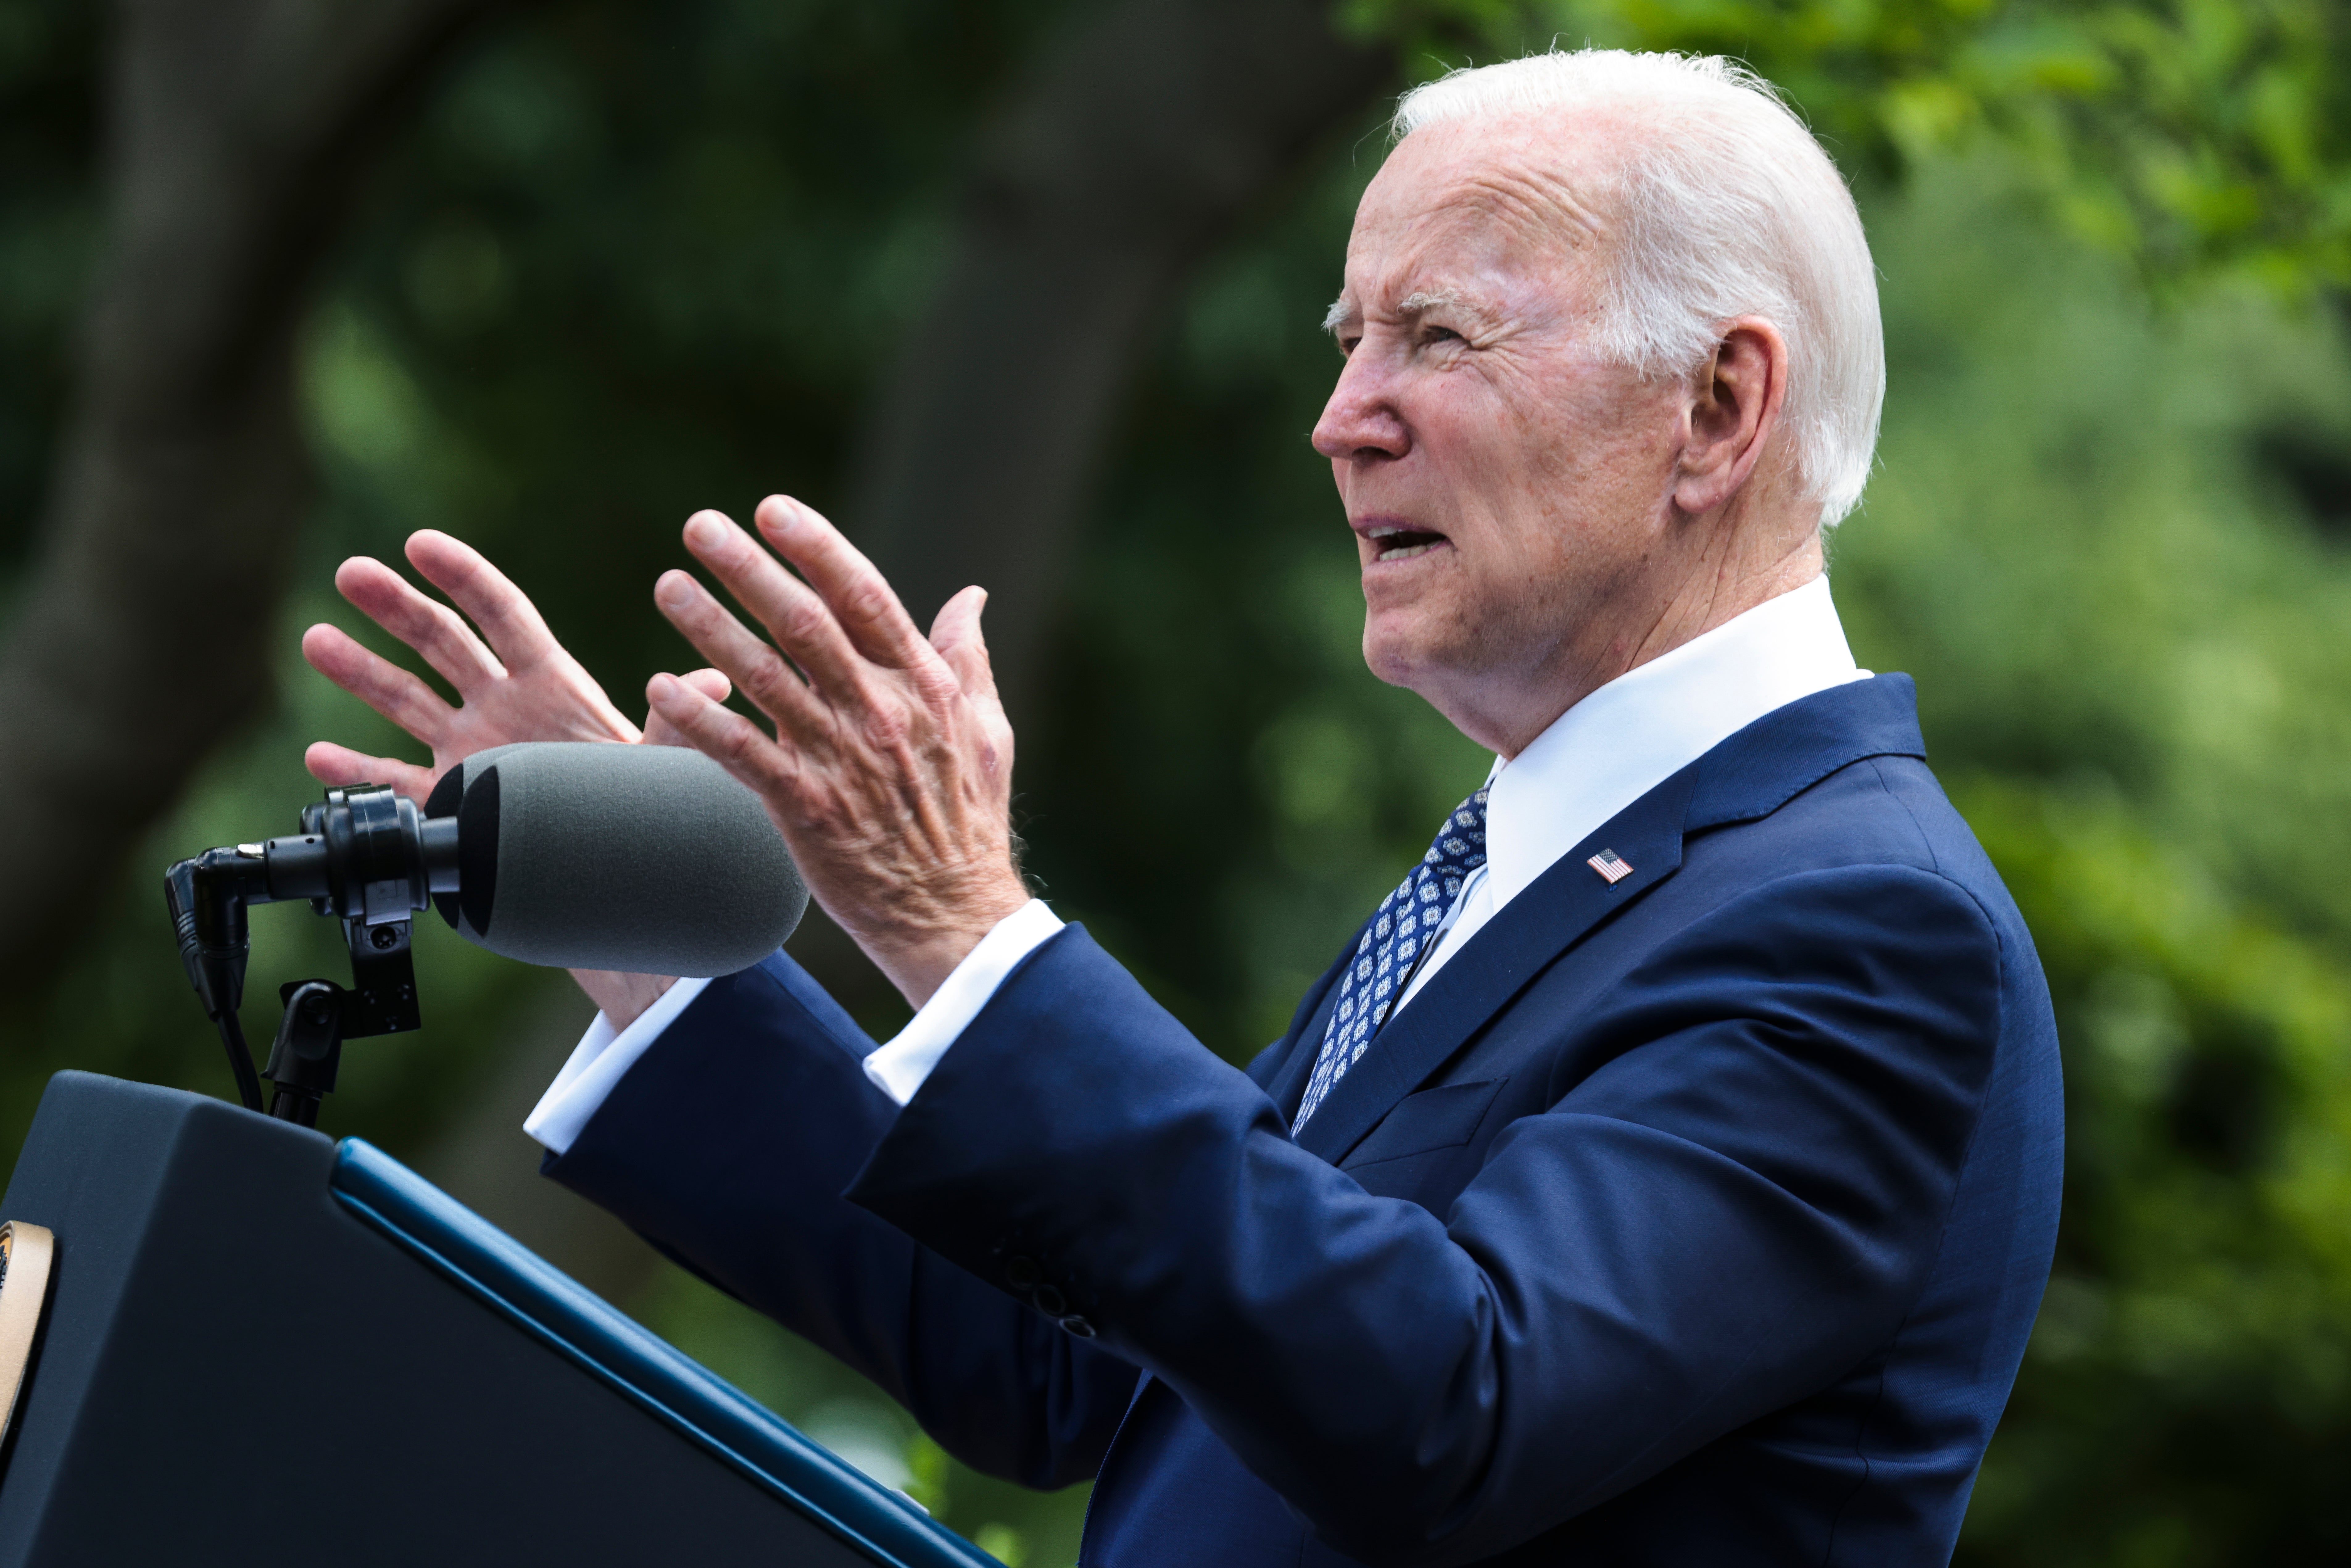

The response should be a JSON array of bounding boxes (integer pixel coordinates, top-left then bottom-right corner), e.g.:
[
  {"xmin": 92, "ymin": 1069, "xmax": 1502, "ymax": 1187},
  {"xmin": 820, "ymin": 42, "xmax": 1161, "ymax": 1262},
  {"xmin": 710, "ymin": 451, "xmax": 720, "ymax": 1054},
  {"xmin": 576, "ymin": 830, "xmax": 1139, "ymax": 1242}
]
[{"xmin": 1481, "ymin": 575, "xmax": 1868, "ymax": 913}]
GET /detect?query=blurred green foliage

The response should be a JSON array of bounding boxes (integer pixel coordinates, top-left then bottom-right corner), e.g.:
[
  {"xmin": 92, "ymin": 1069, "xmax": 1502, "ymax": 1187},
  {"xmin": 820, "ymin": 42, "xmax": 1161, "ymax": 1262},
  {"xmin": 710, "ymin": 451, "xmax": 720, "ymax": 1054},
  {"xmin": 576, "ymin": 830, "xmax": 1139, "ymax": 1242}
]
[
  {"xmin": 1361, "ymin": 0, "xmax": 2351, "ymax": 292},
  {"xmin": 1846, "ymin": 153, "xmax": 2351, "ymax": 1564},
  {"xmin": 5, "ymin": 0, "xmax": 2351, "ymax": 1562}
]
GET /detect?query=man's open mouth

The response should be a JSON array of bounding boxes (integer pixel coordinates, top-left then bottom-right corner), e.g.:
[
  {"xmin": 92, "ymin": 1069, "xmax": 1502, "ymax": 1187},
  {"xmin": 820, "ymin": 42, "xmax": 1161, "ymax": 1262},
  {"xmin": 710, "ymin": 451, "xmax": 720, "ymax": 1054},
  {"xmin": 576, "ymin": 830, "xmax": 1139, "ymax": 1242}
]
[{"xmin": 1367, "ymin": 525, "xmax": 1449, "ymax": 562}]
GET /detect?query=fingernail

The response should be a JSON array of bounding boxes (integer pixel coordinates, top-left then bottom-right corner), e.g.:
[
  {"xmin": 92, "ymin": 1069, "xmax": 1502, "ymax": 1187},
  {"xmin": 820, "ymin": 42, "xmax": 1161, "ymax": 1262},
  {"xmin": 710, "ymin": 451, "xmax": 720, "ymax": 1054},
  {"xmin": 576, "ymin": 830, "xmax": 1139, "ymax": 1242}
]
[
  {"xmin": 656, "ymin": 571, "xmax": 695, "ymax": 610},
  {"xmin": 648, "ymin": 673, "xmax": 679, "ymax": 703},
  {"xmin": 684, "ymin": 513, "xmax": 724, "ymax": 550}
]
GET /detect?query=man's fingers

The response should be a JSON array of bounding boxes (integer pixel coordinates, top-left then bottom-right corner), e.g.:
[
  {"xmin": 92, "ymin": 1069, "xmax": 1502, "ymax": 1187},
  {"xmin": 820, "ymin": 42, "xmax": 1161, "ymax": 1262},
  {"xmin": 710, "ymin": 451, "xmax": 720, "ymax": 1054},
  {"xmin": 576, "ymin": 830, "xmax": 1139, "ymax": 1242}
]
[
  {"xmin": 304, "ymin": 741, "xmax": 438, "ymax": 803},
  {"xmin": 642, "ymin": 667, "xmax": 731, "ymax": 747},
  {"xmin": 302, "ymin": 623, "xmax": 457, "ymax": 745},
  {"xmin": 928, "ymin": 587, "xmax": 1001, "ymax": 708},
  {"xmin": 753, "ymin": 496, "xmax": 935, "ymax": 674},
  {"xmin": 678, "ymin": 511, "xmax": 876, "ymax": 709},
  {"xmin": 645, "ymin": 672, "xmax": 806, "ymax": 813},
  {"xmin": 405, "ymin": 529, "xmax": 562, "ymax": 671},
  {"xmin": 335, "ymin": 556, "xmax": 506, "ymax": 694},
  {"xmin": 654, "ymin": 567, "xmax": 832, "ymax": 738}
]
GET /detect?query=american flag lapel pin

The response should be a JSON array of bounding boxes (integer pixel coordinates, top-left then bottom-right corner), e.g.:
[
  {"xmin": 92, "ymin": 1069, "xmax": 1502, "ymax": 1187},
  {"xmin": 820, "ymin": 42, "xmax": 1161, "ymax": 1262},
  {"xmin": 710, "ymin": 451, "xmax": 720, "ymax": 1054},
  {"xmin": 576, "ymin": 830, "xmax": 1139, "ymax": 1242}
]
[{"xmin": 1587, "ymin": 848, "xmax": 1633, "ymax": 885}]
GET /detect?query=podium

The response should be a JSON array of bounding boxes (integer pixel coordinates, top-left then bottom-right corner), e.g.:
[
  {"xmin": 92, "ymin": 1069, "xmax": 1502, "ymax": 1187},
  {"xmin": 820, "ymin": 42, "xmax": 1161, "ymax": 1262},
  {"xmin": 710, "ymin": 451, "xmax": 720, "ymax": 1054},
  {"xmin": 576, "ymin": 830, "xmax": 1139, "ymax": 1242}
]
[{"xmin": 0, "ymin": 1071, "xmax": 1001, "ymax": 1566}]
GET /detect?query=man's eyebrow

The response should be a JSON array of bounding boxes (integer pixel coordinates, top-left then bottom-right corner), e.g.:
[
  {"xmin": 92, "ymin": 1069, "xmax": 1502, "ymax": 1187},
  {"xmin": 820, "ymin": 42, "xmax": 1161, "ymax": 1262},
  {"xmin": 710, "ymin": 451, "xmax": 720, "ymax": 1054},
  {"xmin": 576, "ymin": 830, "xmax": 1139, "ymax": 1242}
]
[
  {"xmin": 1398, "ymin": 289, "xmax": 1462, "ymax": 315},
  {"xmin": 1324, "ymin": 287, "xmax": 1493, "ymax": 334}
]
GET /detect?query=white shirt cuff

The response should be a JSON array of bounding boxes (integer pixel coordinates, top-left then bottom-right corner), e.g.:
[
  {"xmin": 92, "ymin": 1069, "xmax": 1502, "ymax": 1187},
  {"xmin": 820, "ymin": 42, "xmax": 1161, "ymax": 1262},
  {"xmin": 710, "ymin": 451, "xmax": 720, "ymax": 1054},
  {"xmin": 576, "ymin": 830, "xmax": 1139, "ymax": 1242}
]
[
  {"xmin": 524, "ymin": 976, "xmax": 715, "ymax": 1156},
  {"xmin": 861, "ymin": 899, "xmax": 1063, "ymax": 1105}
]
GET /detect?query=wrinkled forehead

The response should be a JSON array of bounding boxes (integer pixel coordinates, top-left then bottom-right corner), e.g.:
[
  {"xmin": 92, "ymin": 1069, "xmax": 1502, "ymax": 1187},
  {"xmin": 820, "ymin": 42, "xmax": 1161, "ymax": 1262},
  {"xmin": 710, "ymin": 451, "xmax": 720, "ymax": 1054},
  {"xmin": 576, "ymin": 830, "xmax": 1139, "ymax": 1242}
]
[{"xmin": 1337, "ymin": 111, "xmax": 1619, "ymax": 317}]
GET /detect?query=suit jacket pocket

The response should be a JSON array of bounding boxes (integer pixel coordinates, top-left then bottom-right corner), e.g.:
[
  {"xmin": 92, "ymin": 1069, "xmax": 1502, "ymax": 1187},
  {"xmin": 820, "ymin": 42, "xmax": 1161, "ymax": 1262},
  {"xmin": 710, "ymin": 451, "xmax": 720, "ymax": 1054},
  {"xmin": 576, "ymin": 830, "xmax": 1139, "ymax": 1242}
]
[{"xmin": 1342, "ymin": 1078, "xmax": 1508, "ymax": 1169}]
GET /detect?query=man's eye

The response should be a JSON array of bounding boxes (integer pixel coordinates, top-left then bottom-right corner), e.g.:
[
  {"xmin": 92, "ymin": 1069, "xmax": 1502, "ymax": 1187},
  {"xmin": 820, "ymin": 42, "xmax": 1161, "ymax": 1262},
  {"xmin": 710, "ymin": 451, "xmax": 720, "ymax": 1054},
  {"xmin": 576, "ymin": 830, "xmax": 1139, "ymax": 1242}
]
[
  {"xmin": 1336, "ymin": 334, "xmax": 1361, "ymax": 357},
  {"xmin": 1425, "ymin": 325, "xmax": 1462, "ymax": 345}
]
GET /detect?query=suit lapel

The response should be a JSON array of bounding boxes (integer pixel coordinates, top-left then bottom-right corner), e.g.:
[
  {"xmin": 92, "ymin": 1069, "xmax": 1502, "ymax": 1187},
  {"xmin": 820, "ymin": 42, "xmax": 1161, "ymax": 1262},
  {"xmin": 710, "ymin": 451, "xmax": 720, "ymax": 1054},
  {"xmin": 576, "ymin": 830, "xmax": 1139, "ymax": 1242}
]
[
  {"xmin": 1293, "ymin": 765, "xmax": 1700, "ymax": 1165},
  {"xmin": 1247, "ymin": 930, "xmax": 1357, "ymax": 1114},
  {"xmin": 1281, "ymin": 672, "xmax": 1930, "ymax": 1168},
  {"xmin": 1267, "ymin": 1010, "xmax": 1332, "ymax": 1123},
  {"xmin": 1106, "ymin": 676, "xmax": 1927, "ymax": 1536}
]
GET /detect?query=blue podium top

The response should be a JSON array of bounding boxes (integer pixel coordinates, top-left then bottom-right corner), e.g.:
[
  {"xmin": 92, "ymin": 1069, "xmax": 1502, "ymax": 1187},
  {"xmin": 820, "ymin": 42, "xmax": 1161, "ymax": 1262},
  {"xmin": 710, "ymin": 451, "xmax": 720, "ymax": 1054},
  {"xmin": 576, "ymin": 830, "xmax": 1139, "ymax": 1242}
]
[{"xmin": 330, "ymin": 1137, "xmax": 1003, "ymax": 1568}]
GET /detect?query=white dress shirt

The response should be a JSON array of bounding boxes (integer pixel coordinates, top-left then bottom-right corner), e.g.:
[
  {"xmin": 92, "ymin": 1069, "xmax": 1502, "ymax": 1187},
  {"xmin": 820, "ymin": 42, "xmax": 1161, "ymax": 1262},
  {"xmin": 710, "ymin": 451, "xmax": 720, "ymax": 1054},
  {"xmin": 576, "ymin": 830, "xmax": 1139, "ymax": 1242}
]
[{"xmin": 525, "ymin": 575, "xmax": 1866, "ymax": 1155}]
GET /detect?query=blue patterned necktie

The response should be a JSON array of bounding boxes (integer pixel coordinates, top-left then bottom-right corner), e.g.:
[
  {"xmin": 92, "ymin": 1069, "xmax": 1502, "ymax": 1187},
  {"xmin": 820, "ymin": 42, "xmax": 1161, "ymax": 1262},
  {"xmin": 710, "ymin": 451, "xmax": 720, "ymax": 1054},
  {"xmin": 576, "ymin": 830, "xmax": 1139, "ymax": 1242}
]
[{"xmin": 1292, "ymin": 785, "xmax": 1491, "ymax": 1131}]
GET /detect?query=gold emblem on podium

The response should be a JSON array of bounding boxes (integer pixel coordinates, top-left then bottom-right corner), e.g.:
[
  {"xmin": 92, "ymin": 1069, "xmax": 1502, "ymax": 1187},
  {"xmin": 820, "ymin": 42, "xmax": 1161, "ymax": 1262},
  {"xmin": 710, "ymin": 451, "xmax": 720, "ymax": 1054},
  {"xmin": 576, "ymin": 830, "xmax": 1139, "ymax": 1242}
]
[{"xmin": 0, "ymin": 1220, "xmax": 56, "ymax": 1443}]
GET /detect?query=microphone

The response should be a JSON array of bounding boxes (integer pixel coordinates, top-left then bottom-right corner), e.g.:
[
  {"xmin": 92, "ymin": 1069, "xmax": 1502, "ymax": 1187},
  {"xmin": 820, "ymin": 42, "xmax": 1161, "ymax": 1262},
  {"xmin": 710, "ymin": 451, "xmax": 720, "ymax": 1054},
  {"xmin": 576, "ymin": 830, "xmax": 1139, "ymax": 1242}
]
[
  {"xmin": 164, "ymin": 743, "xmax": 806, "ymax": 1121},
  {"xmin": 423, "ymin": 741, "xmax": 807, "ymax": 977}
]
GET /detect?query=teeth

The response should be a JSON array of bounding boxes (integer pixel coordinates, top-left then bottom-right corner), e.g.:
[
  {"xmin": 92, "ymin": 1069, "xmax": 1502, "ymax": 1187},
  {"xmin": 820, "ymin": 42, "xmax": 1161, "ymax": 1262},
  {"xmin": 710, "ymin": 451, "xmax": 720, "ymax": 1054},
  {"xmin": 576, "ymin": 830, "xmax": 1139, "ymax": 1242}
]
[{"xmin": 1362, "ymin": 523, "xmax": 1443, "ymax": 560}]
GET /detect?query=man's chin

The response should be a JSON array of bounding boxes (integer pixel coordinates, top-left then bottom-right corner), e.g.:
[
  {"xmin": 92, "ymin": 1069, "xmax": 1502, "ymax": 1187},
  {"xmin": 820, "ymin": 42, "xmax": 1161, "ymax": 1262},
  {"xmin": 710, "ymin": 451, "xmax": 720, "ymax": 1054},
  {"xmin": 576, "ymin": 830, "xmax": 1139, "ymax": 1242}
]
[{"xmin": 1359, "ymin": 617, "xmax": 1460, "ymax": 693}]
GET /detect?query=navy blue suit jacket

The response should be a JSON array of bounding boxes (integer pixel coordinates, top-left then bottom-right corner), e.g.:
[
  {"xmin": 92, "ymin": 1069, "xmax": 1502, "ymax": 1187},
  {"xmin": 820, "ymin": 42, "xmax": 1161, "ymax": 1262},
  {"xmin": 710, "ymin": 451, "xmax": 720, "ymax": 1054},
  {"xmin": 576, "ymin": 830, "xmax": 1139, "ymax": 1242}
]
[{"xmin": 547, "ymin": 674, "xmax": 2063, "ymax": 1566}]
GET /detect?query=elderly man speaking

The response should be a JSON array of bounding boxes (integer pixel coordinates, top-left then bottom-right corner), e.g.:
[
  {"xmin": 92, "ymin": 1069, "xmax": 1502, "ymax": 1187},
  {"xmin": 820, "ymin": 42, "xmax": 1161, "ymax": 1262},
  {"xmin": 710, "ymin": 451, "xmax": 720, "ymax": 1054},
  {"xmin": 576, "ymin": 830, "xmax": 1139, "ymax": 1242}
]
[{"xmin": 307, "ymin": 49, "xmax": 2061, "ymax": 1567}]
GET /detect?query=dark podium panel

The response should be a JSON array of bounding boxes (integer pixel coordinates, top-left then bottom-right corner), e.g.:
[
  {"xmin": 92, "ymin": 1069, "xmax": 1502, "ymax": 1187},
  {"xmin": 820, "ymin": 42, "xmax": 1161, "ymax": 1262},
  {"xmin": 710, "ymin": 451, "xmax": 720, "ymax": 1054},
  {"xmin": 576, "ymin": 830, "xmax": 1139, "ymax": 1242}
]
[{"xmin": 0, "ymin": 1071, "xmax": 1000, "ymax": 1567}]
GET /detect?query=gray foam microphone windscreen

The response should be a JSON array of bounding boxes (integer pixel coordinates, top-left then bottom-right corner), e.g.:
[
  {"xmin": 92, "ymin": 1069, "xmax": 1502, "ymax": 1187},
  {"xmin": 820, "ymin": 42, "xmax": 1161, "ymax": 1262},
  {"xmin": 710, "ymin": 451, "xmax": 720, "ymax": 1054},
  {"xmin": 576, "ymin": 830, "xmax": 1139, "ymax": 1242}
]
[{"xmin": 446, "ymin": 742, "xmax": 807, "ymax": 977}]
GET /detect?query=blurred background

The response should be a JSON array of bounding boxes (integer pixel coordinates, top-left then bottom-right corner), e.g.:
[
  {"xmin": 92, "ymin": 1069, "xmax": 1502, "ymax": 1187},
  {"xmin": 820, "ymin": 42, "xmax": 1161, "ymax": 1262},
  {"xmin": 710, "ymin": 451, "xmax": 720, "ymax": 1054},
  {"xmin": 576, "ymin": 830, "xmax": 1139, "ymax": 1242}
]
[{"xmin": 4, "ymin": 0, "xmax": 2350, "ymax": 1561}]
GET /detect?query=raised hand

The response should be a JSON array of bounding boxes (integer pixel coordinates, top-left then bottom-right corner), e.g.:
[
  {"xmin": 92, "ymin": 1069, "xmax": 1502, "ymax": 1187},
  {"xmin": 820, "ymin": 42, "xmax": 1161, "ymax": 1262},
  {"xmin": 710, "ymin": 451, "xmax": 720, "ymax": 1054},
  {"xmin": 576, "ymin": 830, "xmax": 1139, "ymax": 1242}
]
[
  {"xmin": 304, "ymin": 529, "xmax": 694, "ymax": 798},
  {"xmin": 303, "ymin": 528, "xmax": 731, "ymax": 1028},
  {"xmin": 644, "ymin": 496, "xmax": 1032, "ymax": 1009}
]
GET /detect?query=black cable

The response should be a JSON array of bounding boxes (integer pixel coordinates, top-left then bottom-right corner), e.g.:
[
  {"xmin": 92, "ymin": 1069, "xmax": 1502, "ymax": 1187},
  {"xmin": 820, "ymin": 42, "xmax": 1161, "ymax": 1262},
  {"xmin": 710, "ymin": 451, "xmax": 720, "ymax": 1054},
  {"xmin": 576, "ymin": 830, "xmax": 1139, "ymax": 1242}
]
[{"xmin": 214, "ymin": 1008, "xmax": 263, "ymax": 1113}]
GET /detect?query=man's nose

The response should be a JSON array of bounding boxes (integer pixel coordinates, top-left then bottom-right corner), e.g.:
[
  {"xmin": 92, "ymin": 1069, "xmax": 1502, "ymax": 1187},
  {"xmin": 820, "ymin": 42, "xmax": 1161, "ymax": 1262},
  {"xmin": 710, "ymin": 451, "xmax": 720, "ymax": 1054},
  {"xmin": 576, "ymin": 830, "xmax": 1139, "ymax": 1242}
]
[{"xmin": 1311, "ymin": 353, "xmax": 1411, "ymax": 462}]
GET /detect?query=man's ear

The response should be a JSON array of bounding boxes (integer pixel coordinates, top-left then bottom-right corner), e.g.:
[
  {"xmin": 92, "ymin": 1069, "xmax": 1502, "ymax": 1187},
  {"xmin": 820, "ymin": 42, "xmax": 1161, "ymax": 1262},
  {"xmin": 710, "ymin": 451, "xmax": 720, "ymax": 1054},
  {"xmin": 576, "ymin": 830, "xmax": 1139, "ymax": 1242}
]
[{"xmin": 1672, "ymin": 318, "xmax": 1788, "ymax": 517}]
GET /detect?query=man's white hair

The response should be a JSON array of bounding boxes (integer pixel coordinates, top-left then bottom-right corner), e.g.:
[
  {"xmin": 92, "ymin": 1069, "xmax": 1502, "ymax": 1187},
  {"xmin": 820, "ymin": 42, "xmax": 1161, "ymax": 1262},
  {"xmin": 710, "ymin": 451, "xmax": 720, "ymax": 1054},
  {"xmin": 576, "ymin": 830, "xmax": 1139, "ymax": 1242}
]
[{"xmin": 1395, "ymin": 50, "xmax": 1884, "ymax": 526}]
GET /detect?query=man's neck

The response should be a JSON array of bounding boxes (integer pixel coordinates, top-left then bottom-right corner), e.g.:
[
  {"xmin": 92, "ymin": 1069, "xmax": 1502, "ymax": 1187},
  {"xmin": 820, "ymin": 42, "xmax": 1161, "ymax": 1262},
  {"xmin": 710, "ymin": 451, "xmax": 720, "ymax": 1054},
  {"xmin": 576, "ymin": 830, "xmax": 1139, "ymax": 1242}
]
[{"xmin": 1458, "ymin": 534, "xmax": 1828, "ymax": 759}]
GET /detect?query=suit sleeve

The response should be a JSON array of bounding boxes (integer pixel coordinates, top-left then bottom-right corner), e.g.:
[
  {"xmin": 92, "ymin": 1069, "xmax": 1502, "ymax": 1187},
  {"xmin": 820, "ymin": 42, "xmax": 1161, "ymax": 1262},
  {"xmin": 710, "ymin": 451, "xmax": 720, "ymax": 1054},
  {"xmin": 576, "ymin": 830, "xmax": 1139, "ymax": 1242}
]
[
  {"xmin": 841, "ymin": 865, "xmax": 2005, "ymax": 1565},
  {"xmin": 541, "ymin": 950, "xmax": 1141, "ymax": 1489}
]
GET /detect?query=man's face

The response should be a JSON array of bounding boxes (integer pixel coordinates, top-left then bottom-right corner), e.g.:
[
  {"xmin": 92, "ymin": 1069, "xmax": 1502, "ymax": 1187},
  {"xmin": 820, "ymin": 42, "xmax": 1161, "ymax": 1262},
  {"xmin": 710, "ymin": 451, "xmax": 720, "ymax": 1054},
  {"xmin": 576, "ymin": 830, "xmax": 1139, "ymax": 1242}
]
[{"xmin": 1313, "ymin": 114, "xmax": 1690, "ymax": 750}]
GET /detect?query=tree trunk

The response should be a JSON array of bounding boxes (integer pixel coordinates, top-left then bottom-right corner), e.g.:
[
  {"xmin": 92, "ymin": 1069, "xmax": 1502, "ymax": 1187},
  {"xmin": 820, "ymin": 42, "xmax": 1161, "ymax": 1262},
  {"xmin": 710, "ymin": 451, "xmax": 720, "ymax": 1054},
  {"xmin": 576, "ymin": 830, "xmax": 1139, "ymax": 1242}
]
[
  {"xmin": 0, "ymin": 0, "xmax": 505, "ymax": 994},
  {"xmin": 849, "ymin": 0, "xmax": 1393, "ymax": 716},
  {"xmin": 778, "ymin": 0, "xmax": 1394, "ymax": 1028}
]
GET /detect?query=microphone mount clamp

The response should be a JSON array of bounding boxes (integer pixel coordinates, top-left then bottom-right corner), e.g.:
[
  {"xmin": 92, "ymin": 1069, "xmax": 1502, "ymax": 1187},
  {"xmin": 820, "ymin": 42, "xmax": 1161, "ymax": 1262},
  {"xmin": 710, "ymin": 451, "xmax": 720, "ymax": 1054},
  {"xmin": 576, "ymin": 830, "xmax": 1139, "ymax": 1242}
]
[{"xmin": 164, "ymin": 782, "xmax": 457, "ymax": 1125}]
